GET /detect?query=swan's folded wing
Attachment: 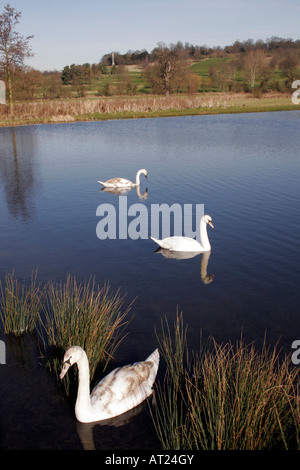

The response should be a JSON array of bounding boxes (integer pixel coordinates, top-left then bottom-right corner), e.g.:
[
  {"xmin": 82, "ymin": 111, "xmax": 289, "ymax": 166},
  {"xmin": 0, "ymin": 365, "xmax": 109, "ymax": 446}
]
[
  {"xmin": 90, "ymin": 361, "xmax": 155, "ymax": 408},
  {"xmin": 108, "ymin": 177, "xmax": 132, "ymax": 186},
  {"xmin": 152, "ymin": 236, "xmax": 201, "ymax": 252}
]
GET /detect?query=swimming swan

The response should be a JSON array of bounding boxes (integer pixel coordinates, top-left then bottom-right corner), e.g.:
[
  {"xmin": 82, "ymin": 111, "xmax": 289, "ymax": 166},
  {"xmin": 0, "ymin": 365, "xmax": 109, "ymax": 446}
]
[
  {"xmin": 151, "ymin": 214, "xmax": 214, "ymax": 252},
  {"xmin": 98, "ymin": 169, "xmax": 148, "ymax": 188},
  {"xmin": 59, "ymin": 346, "xmax": 159, "ymax": 423}
]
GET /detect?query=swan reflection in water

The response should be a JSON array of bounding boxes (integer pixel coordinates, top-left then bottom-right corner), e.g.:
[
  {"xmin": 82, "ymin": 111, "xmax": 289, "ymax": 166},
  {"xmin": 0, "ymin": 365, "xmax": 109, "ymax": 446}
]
[
  {"xmin": 76, "ymin": 400, "xmax": 149, "ymax": 450},
  {"xmin": 154, "ymin": 249, "xmax": 214, "ymax": 285},
  {"xmin": 100, "ymin": 185, "xmax": 148, "ymax": 200}
]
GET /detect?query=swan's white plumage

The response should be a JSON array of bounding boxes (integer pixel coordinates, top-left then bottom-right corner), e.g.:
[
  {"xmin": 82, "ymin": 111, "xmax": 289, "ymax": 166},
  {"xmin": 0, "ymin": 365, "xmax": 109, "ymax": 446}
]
[
  {"xmin": 151, "ymin": 214, "xmax": 214, "ymax": 252},
  {"xmin": 98, "ymin": 169, "xmax": 147, "ymax": 188},
  {"xmin": 60, "ymin": 346, "xmax": 159, "ymax": 423}
]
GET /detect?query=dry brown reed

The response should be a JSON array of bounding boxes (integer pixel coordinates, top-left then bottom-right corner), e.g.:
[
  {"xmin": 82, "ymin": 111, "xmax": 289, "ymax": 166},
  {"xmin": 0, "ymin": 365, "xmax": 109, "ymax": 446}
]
[
  {"xmin": 0, "ymin": 92, "xmax": 294, "ymax": 126},
  {"xmin": 0, "ymin": 93, "xmax": 254, "ymax": 123}
]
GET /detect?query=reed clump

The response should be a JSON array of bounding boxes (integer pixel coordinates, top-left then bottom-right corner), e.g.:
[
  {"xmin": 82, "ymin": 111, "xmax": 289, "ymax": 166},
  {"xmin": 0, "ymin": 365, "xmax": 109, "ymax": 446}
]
[
  {"xmin": 152, "ymin": 313, "xmax": 300, "ymax": 450},
  {"xmin": 0, "ymin": 271, "xmax": 43, "ymax": 336},
  {"xmin": 0, "ymin": 272, "xmax": 132, "ymax": 394},
  {"xmin": 0, "ymin": 93, "xmax": 296, "ymax": 126},
  {"xmin": 1, "ymin": 93, "xmax": 291, "ymax": 125},
  {"xmin": 40, "ymin": 276, "xmax": 131, "ymax": 389},
  {"xmin": 0, "ymin": 94, "xmax": 229, "ymax": 121}
]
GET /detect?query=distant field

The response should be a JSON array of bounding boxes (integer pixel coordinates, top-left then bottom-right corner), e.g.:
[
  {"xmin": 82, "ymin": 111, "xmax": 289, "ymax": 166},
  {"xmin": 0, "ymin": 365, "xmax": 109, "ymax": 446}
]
[
  {"xmin": 190, "ymin": 57, "xmax": 230, "ymax": 76},
  {"xmin": 78, "ymin": 57, "xmax": 297, "ymax": 96}
]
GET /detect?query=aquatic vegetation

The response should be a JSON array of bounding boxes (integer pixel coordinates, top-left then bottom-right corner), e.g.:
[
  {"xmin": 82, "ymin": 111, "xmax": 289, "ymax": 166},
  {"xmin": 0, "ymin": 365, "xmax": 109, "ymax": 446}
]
[
  {"xmin": 152, "ymin": 313, "xmax": 300, "ymax": 450},
  {"xmin": 0, "ymin": 270, "xmax": 43, "ymax": 336},
  {"xmin": 0, "ymin": 272, "xmax": 132, "ymax": 395},
  {"xmin": 0, "ymin": 93, "xmax": 297, "ymax": 127},
  {"xmin": 40, "ymin": 276, "xmax": 132, "ymax": 392}
]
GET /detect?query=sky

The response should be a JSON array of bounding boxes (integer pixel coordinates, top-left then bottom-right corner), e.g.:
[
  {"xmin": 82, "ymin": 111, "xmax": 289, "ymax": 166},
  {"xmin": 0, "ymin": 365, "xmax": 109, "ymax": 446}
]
[{"xmin": 1, "ymin": 0, "xmax": 300, "ymax": 71}]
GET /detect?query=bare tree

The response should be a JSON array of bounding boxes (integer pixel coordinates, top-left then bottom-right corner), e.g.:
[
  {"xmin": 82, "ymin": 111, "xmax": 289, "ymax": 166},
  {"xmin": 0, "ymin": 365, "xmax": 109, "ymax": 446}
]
[
  {"xmin": 241, "ymin": 50, "xmax": 268, "ymax": 88},
  {"xmin": 280, "ymin": 52, "xmax": 299, "ymax": 85},
  {"xmin": 144, "ymin": 42, "xmax": 193, "ymax": 95},
  {"xmin": 209, "ymin": 60, "xmax": 238, "ymax": 91},
  {"xmin": 0, "ymin": 3, "xmax": 33, "ymax": 113},
  {"xmin": 152, "ymin": 43, "xmax": 174, "ymax": 96}
]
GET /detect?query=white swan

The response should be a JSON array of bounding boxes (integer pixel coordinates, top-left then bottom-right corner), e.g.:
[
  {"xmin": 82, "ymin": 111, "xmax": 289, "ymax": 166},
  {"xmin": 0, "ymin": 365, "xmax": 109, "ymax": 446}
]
[
  {"xmin": 59, "ymin": 346, "xmax": 159, "ymax": 423},
  {"xmin": 151, "ymin": 214, "xmax": 214, "ymax": 252},
  {"xmin": 98, "ymin": 169, "xmax": 148, "ymax": 188}
]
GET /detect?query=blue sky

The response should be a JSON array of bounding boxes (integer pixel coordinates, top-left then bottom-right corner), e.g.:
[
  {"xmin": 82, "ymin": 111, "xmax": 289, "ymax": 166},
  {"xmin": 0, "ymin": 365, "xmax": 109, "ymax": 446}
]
[{"xmin": 2, "ymin": 0, "xmax": 300, "ymax": 71}]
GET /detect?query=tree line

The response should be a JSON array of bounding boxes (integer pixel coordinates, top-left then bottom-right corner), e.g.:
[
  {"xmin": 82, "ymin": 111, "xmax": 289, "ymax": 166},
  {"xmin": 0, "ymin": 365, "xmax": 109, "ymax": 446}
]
[
  {"xmin": 99, "ymin": 37, "xmax": 300, "ymax": 65},
  {"xmin": 1, "ymin": 2, "xmax": 300, "ymax": 113},
  {"xmin": 61, "ymin": 39, "xmax": 300, "ymax": 96}
]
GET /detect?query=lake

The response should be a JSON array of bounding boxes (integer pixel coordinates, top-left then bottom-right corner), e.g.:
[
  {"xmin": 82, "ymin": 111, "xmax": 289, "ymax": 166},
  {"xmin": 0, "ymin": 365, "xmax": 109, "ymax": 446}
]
[{"xmin": 0, "ymin": 111, "xmax": 300, "ymax": 449}]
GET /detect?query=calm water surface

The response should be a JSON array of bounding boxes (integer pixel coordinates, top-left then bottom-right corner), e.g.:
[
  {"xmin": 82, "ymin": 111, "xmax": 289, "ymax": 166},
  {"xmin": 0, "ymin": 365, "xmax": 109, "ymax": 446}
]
[{"xmin": 0, "ymin": 111, "xmax": 300, "ymax": 449}]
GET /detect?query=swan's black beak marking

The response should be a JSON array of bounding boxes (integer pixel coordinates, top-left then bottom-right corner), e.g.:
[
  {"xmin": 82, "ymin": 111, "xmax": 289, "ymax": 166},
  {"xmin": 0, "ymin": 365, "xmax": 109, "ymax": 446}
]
[{"xmin": 60, "ymin": 356, "xmax": 72, "ymax": 380}]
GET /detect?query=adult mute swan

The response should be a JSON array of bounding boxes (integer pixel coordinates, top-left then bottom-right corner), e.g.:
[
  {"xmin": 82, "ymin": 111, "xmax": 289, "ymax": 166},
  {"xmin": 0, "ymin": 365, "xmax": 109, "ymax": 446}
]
[
  {"xmin": 59, "ymin": 346, "xmax": 159, "ymax": 423},
  {"xmin": 151, "ymin": 214, "xmax": 214, "ymax": 252},
  {"xmin": 98, "ymin": 169, "xmax": 148, "ymax": 188}
]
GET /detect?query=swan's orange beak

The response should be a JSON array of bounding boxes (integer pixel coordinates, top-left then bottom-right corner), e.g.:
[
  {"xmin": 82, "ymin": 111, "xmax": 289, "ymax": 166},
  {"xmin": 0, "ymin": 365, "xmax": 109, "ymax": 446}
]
[{"xmin": 208, "ymin": 221, "xmax": 214, "ymax": 229}]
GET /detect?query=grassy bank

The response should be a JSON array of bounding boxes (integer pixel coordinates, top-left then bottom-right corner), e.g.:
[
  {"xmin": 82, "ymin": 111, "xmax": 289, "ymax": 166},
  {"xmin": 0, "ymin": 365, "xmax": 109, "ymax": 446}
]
[{"xmin": 0, "ymin": 92, "xmax": 299, "ymax": 127}]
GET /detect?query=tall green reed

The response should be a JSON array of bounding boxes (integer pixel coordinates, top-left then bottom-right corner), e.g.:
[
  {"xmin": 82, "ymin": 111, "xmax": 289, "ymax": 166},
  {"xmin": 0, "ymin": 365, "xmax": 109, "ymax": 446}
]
[
  {"xmin": 40, "ymin": 275, "xmax": 132, "ymax": 392},
  {"xmin": 0, "ymin": 272, "xmax": 132, "ymax": 396},
  {"xmin": 152, "ymin": 313, "xmax": 300, "ymax": 450},
  {"xmin": 151, "ymin": 313, "xmax": 193, "ymax": 450},
  {"xmin": 0, "ymin": 271, "xmax": 43, "ymax": 336}
]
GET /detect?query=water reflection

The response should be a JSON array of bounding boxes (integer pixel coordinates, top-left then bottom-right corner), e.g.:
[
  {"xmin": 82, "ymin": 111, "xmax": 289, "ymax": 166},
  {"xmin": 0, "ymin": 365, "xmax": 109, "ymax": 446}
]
[
  {"xmin": 76, "ymin": 401, "xmax": 147, "ymax": 450},
  {"xmin": 1, "ymin": 113, "xmax": 300, "ymax": 450},
  {"xmin": 100, "ymin": 185, "xmax": 148, "ymax": 200},
  {"xmin": 0, "ymin": 127, "xmax": 38, "ymax": 221},
  {"xmin": 1, "ymin": 331, "xmax": 40, "ymax": 371},
  {"xmin": 154, "ymin": 249, "xmax": 214, "ymax": 284}
]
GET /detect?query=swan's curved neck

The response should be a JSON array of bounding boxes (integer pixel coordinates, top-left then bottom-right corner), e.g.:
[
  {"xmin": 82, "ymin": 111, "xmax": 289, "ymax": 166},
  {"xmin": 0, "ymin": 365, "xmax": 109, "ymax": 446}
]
[
  {"xmin": 201, "ymin": 250, "xmax": 210, "ymax": 277},
  {"xmin": 135, "ymin": 170, "xmax": 143, "ymax": 186},
  {"xmin": 75, "ymin": 354, "xmax": 92, "ymax": 415},
  {"xmin": 200, "ymin": 220, "xmax": 211, "ymax": 251}
]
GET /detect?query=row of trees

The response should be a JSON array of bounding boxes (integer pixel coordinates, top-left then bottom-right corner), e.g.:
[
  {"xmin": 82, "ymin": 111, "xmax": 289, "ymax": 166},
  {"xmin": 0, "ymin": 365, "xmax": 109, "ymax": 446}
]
[
  {"xmin": 60, "ymin": 44, "xmax": 201, "ymax": 96},
  {"xmin": 59, "ymin": 38, "xmax": 300, "ymax": 95},
  {"xmin": 208, "ymin": 49, "xmax": 299, "ymax": 93},
  {"xmin": 1, "ymin": 3, "xmax": 300, "ymax": 110},
  {"xmin": 60, "ymin": 43, "xmax": 300, "ymax": 96},
  {"xmin": 99, "ymin": 37, "xmax": 300, "ymax": 66}
]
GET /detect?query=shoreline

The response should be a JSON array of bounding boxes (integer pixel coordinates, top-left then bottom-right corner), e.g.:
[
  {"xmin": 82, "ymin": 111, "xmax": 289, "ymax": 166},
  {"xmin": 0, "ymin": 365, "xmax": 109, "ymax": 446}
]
[{"xmin": 0, "ymin": 92, "xmax": 299, "ymax": 128}]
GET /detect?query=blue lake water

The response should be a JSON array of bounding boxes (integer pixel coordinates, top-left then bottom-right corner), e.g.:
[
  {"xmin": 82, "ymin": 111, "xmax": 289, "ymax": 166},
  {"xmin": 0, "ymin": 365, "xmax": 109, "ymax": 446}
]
[{"xmin": 0, "ymin": 111, "xmax": 300, "ymax": 449}]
